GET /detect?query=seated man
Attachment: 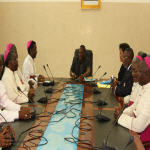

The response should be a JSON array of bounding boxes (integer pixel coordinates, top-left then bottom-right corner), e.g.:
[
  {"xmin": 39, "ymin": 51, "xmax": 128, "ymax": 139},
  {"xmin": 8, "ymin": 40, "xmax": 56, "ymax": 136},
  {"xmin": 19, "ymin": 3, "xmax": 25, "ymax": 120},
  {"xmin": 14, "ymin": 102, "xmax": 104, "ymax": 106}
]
[
  {"xmin": 118, "ymin": 43, "xmax": 130, "ymax": 82},
  {"xmin": 114, "ymin": 55, "xmax": 142, "ymax": 119},
  {"xmin": 5, "ymin": 43, "xmax": 32, "ymax": 89},
  {"xmin": 118, "ymin": 57, "xmax": 150, "ymax": 150},
  {"xmin": 2, "ymin": 45, "xmax": 34, "ymax": 104},
  {"xmin": 0, "ymin": 55, "xmax": 31, "ymax": 122},
  {"xmin": 70, "ymin": 45, "xmax": 90, "ymax": 81},
  {"xmin": 124, "ymin": 53, "xmax": 147, "ymax": 105},
  {"xmin": 22, "ymin": 40, "xmax": 45, "ymax": 87},
  {"xmin": 114, "ymin": 48, "xmax": 134, "ymax": 97}
]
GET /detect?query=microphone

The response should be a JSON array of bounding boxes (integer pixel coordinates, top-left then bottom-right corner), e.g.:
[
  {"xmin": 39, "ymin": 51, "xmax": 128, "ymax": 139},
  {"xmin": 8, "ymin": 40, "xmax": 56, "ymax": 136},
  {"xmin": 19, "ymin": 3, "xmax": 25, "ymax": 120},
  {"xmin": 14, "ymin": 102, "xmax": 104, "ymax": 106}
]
[
  {"xmin": 93, "ymin": 72, "xmax": 107, "ymax": 95},
  {"xmin": 46, "ymin": 64, "xmax": 54, "ymax": 85},
  {"xmin": 37, "ymin": 86, "xmax": 48, "ymax": 104},
  {"xmin": 42, "ymin": 65, "xmax": 54, "ymax": 87},
  {"xmin": 102, "ymin": 105, "xmax": 127, "ymax": 150},
  {"xmin": 96, "ymin": 109, "xmax": 110, "ymax": 123},
  {"xmin": 96, "ymin": 85, "xmax": 110, "ymax": 123},
  {"xmin": 101, "ymin": 131, "xmax": 134, "ymax": 150},
  {"xmin": 89, "ymin": 65, "xmax": 101, "ymax": 87},
  {"xmin": 97, "ymin": 86, "xmax": 109, "ymax": 107},
  {"xmin": 17, "ymin": 86, "xmax": 34, "ymax": 103},
  {"xmin": 122, "ymin": 136, "xmax": 134, "ymax": 150},
  {"xmin": 92, "ymin": 65, "xmax": 101, "ymax": 77},
  {"xmin": 98, "ymin": 72, "xmax": 107, "ymax": 81},
  {"xmin": 17, "ymin": 87, "xmax": 36, "ymax": 119},
  {"xmin": 43, "ymin": 65, "xmax": 51, "ymax": 81},
  {"xmin": 96, "ymin": 72, "xmax": 108, "ymax": 106}
]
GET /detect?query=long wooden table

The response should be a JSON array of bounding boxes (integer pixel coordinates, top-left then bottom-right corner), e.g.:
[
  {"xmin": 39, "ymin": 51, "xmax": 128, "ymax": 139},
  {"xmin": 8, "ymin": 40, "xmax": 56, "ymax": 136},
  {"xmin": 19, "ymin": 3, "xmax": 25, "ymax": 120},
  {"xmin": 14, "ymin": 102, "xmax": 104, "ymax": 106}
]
[{"xmin": 7, "ymin": 78, "xmax": 136, "ymax": 150}]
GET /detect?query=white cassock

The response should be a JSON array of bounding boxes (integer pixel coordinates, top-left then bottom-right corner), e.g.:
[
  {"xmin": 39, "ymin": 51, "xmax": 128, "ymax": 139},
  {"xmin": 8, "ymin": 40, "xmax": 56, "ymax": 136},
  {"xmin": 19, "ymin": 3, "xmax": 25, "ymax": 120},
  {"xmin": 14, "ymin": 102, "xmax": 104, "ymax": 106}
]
[
  {"xmin": 0, "ymin": 81, "xmax": 20, "ymax": 123},
  {"xmin": 17, "ymin": 68, "xmax": 28, "ymax": 85},
  {"xmin": 22, "ymin": 54, "xmax": 38, "ymax": 86},
  {"xmin": 124, "ymin": 82, "xmax": 142, "ymax": 104},
  {"xmin": 118, "ymin": 82, "xmax": 150, "ymax": 133},
  {"xmin": 2, "ymin": 67, "xmax": 29, "ymax": 104}
]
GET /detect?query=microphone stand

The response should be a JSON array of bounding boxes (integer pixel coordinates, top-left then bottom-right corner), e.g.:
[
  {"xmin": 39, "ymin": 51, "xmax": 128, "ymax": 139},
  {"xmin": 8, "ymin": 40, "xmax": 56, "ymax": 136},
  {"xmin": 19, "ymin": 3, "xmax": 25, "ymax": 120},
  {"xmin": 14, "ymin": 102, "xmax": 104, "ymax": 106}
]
[
  {"xmin": 93, "ymin": 72, "xmax": 107, "ymax": 95},
  {"xmin": 17, "ymin": 86, "xmax": 36, "ymax": 119},
  {"xmin": 17, "ymin": 86, "xmax": 34, "ymax": 103},
  {"xmin": 101, "ymin": 104, "xmax": 133, "ymax": 150},
  {"xmin": 96, "ymin": 85, "xmax": 110, "ymax": 122},
  {"xmin": 92, "ymin": 65, "xmax": 101, "ymax": 78},
  {"xmin": 37, "ymin": 86, "xmax": 48, "ymax": 104},
  {"xmin": 88, "ymin": 65, "xmax": 101, "ymax": 87},
  {"xmin": 43, "ymin": 65, "xmax": 51, "ymax": 81},
  {"xmin": 47, "ymin": 64, "xmax": 55, "ymax": 86},
  {"xmin": 43, "ymin": 65, "xmax": 53, "ymax": 93}
]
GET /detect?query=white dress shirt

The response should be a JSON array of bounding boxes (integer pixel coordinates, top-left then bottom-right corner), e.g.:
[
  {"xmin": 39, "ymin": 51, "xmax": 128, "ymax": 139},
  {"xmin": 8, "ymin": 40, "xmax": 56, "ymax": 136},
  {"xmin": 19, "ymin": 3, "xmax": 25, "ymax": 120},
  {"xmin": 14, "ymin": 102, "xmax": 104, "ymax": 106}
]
[
  {"xmin": 2, "ymin": 67, "xmax": 29, "ymax": 104},
  {"xmin": 0, "ymin": 81, "xmax": 20, "ymax": 123},
  {"xmin": 22, "ymin": 54, "xmax": 38, "ymax": 85},
  {"xmin": 124, "ymin": 82, "xmax": 142, "ymax": 104},
  {"xmin": 118, "ymin": 82, "xmax": 150, "ymax": 133}
]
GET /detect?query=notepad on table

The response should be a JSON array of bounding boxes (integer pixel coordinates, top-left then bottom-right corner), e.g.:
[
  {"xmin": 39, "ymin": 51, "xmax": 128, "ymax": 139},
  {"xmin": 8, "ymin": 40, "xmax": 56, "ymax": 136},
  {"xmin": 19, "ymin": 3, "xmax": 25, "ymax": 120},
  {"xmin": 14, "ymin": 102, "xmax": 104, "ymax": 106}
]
[{"xmin": 97, "ymin": 82, "xmax": 111, "ymax": 88}]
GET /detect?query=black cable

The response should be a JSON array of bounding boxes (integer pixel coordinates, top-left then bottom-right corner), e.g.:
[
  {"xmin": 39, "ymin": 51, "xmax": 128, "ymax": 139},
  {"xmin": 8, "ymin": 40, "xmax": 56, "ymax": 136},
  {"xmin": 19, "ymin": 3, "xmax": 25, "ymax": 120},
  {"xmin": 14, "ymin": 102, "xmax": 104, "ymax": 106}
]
[
  {"xmin": 16, "ymin": 83, "xmax": 99, "ymax": 150},
  {"xmin": 62, "ymin": 85, "xmax": 105, "ymax": 150}
]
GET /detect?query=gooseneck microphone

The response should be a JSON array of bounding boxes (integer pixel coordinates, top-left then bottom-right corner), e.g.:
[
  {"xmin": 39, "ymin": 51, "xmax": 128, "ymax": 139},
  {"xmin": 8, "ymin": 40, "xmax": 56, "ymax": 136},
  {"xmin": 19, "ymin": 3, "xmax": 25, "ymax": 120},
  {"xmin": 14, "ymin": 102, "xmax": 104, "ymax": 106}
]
[
  {"xmin": 37, "ymin": 86, "xmax": 48, "ymax": 104},
  {"xmin": 122, "ymin": 136, "xmax": 134, "ymax": 150},
  {"xmin": 17, "ymin": 86, "xmax": 36, "ymax": 119},
  {"xmin": 96, "ymin": 84, "xmax": 110, "ymax": 123},
  {"xmin": 47, "ymin": 64, "xmax": 55, "ymax": 85},
  {"xmin": 43, "ymin": 65, "xmax": 51, "ymax": 81},
  {"xmin": 42, "ymin": 65, "xmax": 53, "ymax": 93},
  {"xmin": 89, "ymin": 65, "xmax": 101, "ymax": 87},
  {"xmin": 98, "ymin": 72, "xmax": 107, "ymax": 81},
  {"xmin": 96, "ymin": 72, "xmax": 108, "ymax": 106},
  {"xmin": 17, "ymin": 86, "xmax": 34, "ymax": 103},
  {"xmin": 102, "ymin": 105, "xmax": 133, "ymax": 150},
  {"xmin": 93, "ymin": 72, "xmax": 107, "ymax": 95},
  {"xmin": 92, "ymin": 65, "xmax": 101, "ymax": 77}
]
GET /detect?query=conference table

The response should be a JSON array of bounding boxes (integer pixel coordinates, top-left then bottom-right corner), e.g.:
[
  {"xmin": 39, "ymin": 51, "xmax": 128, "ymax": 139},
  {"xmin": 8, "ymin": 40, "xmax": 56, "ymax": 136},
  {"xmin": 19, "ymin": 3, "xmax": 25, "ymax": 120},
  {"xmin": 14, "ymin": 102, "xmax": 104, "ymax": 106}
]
[{"xmin": 6, "ymin": 78, "xmax": 136, "ymax": 150}]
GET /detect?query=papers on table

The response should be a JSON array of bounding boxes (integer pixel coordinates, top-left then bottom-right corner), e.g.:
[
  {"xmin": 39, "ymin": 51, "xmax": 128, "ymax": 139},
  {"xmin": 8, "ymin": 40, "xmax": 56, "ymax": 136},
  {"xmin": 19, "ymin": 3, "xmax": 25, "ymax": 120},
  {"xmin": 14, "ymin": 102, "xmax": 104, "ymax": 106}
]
[
  {"xmin": 84, "ymin": 77, "xmax": 96, "ymax": 82},
  {"xmin": 97, "ymin": 82, "xmax": 111, "ymax": 88},
  {"xmin": 84, "ymin": 77, "xmax": 111, "ymax": 88},
  {"xmin": 99, "ymin": 79, "xmax": 111, "ymax": 84}
]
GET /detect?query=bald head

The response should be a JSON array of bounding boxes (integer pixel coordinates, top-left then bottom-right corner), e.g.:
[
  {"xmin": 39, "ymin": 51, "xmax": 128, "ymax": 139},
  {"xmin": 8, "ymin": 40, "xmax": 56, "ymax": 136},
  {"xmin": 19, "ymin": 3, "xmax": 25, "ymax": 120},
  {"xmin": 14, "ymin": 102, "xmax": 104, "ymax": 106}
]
[{"xmin": 138, "ymin": 61, "xmax": 150, "ymax": 86}]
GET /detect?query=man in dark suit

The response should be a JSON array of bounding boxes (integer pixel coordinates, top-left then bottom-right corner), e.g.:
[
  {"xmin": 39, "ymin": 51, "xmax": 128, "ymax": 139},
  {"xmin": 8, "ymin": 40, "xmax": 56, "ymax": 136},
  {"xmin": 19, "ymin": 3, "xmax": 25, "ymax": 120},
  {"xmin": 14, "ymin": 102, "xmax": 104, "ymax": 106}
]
[
  {"xmin": 70, "ymin": 45, "xmax": 90, "ymax": 81},
  {"xmin": 115, "ymin": 48, "xmax": 134, "ymax": 97},
  {"xmin": 118, "ymin": 43, "xmax": 130, "ymax": 82}
]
